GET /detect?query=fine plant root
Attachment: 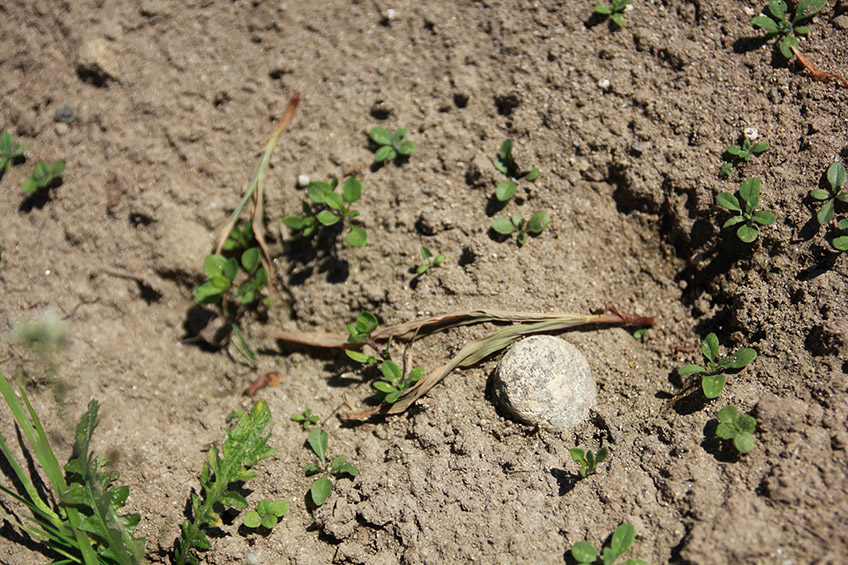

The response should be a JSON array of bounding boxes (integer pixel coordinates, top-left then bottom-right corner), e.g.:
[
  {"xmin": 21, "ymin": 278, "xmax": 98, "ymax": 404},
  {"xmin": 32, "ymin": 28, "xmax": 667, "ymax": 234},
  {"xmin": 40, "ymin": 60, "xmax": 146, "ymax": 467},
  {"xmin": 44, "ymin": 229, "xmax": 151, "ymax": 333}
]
[
  {"xmin": 268, "ymin": 305, "xmax": 656, "ymax": 420},
  {"xmin": 790, "ymin": 46, "xmax": 848, "ymax": 89}
]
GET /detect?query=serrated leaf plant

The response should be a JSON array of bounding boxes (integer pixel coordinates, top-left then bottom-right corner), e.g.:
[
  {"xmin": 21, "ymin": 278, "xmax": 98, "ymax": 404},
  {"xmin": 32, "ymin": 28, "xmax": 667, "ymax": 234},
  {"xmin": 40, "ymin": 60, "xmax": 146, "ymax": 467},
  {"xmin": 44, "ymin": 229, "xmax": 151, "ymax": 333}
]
[
  {"xmin": 570, "ymin": 522, "xmax": 647, "ymax": 565},
  {"xmin": 304, "ymin": 428, "xmax": 359, "ymax": 507},
  {"xmin": 811, "ymin": 161, "xmax": 846, "ymax": 226},
  {"xmin": 0, "ymin": 130, "xmax": 27, "ymax": 175},
  {"xmin": 570, "ymin": 447, "xmax": 608, "ymax": 478},
  {"xmin": 22, "ymin": 159, "xmax": 65, "ymax": 195},
  {"xmin": 0, "ymin": 370, "xmax": 146, "ymax": 565},
  {"xmin": 594, "ymin": 0, "xmax": 631, "ymax": 27},
  {"xmin": 716, "ymin": 177, "xmax": 776, "ymax": 243},
  {"xmin": 492, "ymin": 139, "xmax": 541, "ymax": 202},
  {"xmin": 716, "ymin": 405, "xmax": 757, "ymax": 454},
  {"xmin": 242, "ymin": 499, "xmax": 289, "ymax": 530},
  {"xmin": 678, "ymin": 333, "xmax": 757, "ymax": 399},
  {"xmin": 416, "ymin": 246, "xmax": 446, "ymax": 275},
  {"xmin": 283, "ymin": 177, "xmax": 367, "ymax": 247},
  {"xmin": 370, "ymin": 127, "xmax": 418, "ymax": 163},
  {"xmin": 175, "ymin": 399, "xmax": 275, "ymax": 565},
  {"xmin": 719, "ymin": 136, "xmax": 769, "ymax": 177},
  {"xmin": 751, "ymin": 0, "xmax": 827, "ymax": 59},
  {"xmin": 491, "ymin": 211, "xmax": 550, "ymax": 245}
]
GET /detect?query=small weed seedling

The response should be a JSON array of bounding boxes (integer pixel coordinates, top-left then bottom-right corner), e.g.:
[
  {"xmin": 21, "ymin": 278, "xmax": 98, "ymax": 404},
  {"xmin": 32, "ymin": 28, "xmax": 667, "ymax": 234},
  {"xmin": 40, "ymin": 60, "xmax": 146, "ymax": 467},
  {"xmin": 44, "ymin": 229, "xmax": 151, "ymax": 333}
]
[
  {"xmin": 0, "ymin": 130, "xmax": 26, "ymax": 175},
  {"xmin": 291, "ymin": 408, "xmax": 320, "ymax": 430},
  {"xmin": 570, "ymin": 447, "xmax": 608, "ymax": 478},
  {"xmin": 416, "ymin": 246, "xmax": 446, "ymax": 275},
  {"xmin": 811, "ymin": 161, "xmax": 846, "ymax": 226},
  {"xmin": 344, "ymin": 311, "xmax": 391, "ymax": 366},
  {"xmin": 833, "ymin": 219, "xmax": 848, "ymax": 251},
  {"xmin": 21, "ymin": 159, "xmax": 65, "ymax": 195},
  {"xmin": 493, "ymin": 139, "xmax": 541, "ymax": 202},
  {"xmin": 370, "ymin": 127, "xmax": 418, "ymax": 163},
  {"xmin": 594, "ymin": 0, "xmax": 630, "ymax": 27},
  {"xmin": 374, "ymin": 360, "xmax": 425, "ymax": 404},
  {"xmin": 305, "ymin": 428, "xmax": 359, "ymax": 507},
  {"xmin": 716, "ymin": 405, "xmax": 757, "ymax": 454},
  {"xmin": 719, "ymin": 136, "xmax": 769, "ymax": 177},
  {"xmin": 242, "ymin": 499, "xmax": 290, "ymax": 530},
  {"xmin": 492, "ymin": 211, "xmax": 550, "ymax": 245},
  {"xmin": 678, "ymin": 333, "xmax": 757, "ymax": 399},
  {"xmin": 717, "ymin": 177, "xmax": 776, "ymax": 243},
  {"xmin": 283, "ymin": 177, "xmax": 367, "ymax": 247},
  {"xmin": 570, "ymin": 522, "xmax": 646, "ymax": 565},
  {"xmin": 176, "ymin": 400, "xmax": 275, "ymax": 565},
  {"xmin": 752, "ymin": 0, "xmax": 826, "ymax": 59}
]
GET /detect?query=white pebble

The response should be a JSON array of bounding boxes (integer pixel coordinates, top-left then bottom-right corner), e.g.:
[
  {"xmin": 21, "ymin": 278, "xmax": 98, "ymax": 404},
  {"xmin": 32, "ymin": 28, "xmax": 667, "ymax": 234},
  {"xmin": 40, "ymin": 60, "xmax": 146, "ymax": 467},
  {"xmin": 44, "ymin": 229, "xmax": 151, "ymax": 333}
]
[
  {"xmin": 297, "ymin": 174, "xmax": 310, "ymax": 187},
  {"xmin": 743, "ymin": 127, "xmax": 759, "ymax": 140}
]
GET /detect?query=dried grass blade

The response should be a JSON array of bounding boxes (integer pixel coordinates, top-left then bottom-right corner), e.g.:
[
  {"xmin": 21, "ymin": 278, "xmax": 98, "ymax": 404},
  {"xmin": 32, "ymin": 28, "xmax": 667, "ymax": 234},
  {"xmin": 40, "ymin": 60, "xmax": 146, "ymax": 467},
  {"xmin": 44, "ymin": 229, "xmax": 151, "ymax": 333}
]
[{"xmin": 791, "ymin": 46, "xmax": 848, "ymax": 89}]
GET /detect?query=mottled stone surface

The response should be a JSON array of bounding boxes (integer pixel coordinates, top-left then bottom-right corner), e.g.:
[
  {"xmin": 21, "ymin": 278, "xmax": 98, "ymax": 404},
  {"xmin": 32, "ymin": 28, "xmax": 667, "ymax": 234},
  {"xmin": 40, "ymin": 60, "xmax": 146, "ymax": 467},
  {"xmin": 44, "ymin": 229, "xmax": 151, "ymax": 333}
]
[{"xmin": 493, "ymin": 336, "xmax": 596, "ymax": 431}]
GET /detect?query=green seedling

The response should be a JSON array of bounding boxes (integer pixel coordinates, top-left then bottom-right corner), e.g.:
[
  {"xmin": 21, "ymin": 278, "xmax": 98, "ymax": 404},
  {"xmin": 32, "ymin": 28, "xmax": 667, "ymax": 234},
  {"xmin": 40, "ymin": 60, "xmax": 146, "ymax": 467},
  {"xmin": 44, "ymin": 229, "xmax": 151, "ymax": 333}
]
[
  {"xmin": 811, "ymin": 161, "xmax": 846, "ymax": 226},
  {"xmin": 631, "ymin": 327, "xmax": 647, "ymax": 340},
  {"xmin": 493, "ymin": 139, "xmax": 541, "ymax": 202},
  {"xmin": 594, "ymin": 0, "xmax": 631, "ymax": 27},
  {"xmin": 570, "ymin": 522, "xmax": 647, "ymax": 565},
  {"xmin": 21, "ymin": 159, "xmax": 65, "ymax": 194},
  {"xmin": 678, "ymin": 333, "xmax": 757, "ymax": 399},
  {"xmin": 570, "ymin": 447, "xmax": 608, "ymax": 478},
  {"xmin": 344, "ymin": 311, "xmax": 392, "ymax": 366},
  {"xmin": 291, "ymin": 408, "xmax": 320, "ymax": 430},
  {"xmin": 373, "ymin": 361, "xmax": 425, "ymax": 404},
  {"xmin": 717, "ymin": 177, "xmax": 776, "ymax": 243},
  {"xmin": 716, "ymin": 405, "xmax": 757, "ymax": 454},
  {"xmin": 719, "ymin": 136, "xmax": 769, "ymax": 177},
  {"xmin": 283, "ymin": 178, "xmax": 367, "ymax": 247},
  {"xmin": 833, "ymin": 219, "xmax": 848, "ymax": 251},
  {"xmin": 752, "ymin": 0, "xmax": 827, "ymax": 59},
  {"xmin": 370, "ymin": 127, "xmax": 418, "ymax": 163},
  {"xmin": 304, "ymin": 428, "xmax": 359, "ymax": 507},
  {"xmin": 175, "ymin": 400, "xmax": 274, "ymax": 565},
  {"xmin": 416, "ymin": 246, "xmax": 446, "ymax": 275},
  {"xmin": 492, "ymin": 211, "xmax": 550, "ymax": 245},
  {"xmin": 0, "ymin": 130, "xmax": 26, "ymax": 174},
  {"xmin": 0, "ymin": 370, "xmax": 146, "ymax": 565},
  {"xmin": 242, "ymin": 499, "xmax": 289, "ymax": 530}
]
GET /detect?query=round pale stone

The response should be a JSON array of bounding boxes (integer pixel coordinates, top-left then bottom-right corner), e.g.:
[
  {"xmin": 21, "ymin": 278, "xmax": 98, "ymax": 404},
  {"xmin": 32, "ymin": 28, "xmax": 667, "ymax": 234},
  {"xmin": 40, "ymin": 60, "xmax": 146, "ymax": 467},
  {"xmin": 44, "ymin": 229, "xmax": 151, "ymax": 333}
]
[{"xmin": 493, "ymin": 336, "xmax": 596, "ymax": 431}]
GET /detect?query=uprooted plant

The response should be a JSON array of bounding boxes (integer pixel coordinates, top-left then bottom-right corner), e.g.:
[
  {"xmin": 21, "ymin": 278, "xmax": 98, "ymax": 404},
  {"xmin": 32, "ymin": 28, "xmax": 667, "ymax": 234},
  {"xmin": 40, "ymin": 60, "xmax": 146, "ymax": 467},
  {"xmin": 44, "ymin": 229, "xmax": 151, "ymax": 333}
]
[{"xmin": 677, "ymin": 333, "xmax": 757, "ymax": 399}]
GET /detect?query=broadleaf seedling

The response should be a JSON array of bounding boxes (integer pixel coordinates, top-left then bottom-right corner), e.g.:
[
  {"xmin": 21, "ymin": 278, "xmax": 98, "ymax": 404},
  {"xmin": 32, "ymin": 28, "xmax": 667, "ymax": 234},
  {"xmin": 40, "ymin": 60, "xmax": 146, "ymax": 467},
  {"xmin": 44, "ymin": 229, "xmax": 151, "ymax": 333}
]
[
  {"xmin": 304, "ymin": 428, "xmax": 359, "ymax": 507},
  {"xmin": 373, "ymin": 361, "xmax": 425, "ymax": 404},
  {"xmin": 21, "ymin": 159, "xmax": 65, "ymax": 195},
  {"xmin": 242, "ymin": 499, "xmax": 289, "ymax": 530},
  {"xmin": 0, "ymin": 130, "xmax": 26, "ymax": 175},
  {"xmin": 416, "ymin": 246, "xmax": 446, "ymax": 275},
  {"xmin": 678, "ymin": 333, "xmax": 757, "ymax": 399},
  {"xmin": 493, "ymin": 139, "xmax": 541, "ymax": 202},
  {"xmin": 570, "ymin": 522, "xmax": 647, "ymax": 565},
  {"xmin": 716, "ymin": 405, "xmax": 757, "ymax": 454},
  {"xmin": 719, "ymin": 136, "xmax": 769, "ymax": 177},
  {"xmin": 594, "ymin": 0, "xmax": 631, "ymax": 27},
  {"xmin": 492, "ymin": 211, "xmax": 550, "ymax": 245},
  {"xmin": 716, "ymin": 177, "xmax": 776, "ymax": 243},
  {"xmin": 570, "ymin": 447, "xmax": 608, "ymax": 478},
  {"xmin": 833, "ymin": 219, "xmax": 848, "ymax": 251},
  {"xmin": 752, "ymin": 0, "xmax": 827, "ymax": 59},
  {"xmin": 283, "ymin": 178, "xmax": 367, "ymax": 247},
  {"xmin": 370, "ymin": 127, "xmax": 418, "ymax": 163},
  {"xmin": 291, "ymin": 408, "xmax": 320, "ymax": 430},
  {"xmin": 811, "ymin": 161, "xmax": 846, "ymax": 226}
]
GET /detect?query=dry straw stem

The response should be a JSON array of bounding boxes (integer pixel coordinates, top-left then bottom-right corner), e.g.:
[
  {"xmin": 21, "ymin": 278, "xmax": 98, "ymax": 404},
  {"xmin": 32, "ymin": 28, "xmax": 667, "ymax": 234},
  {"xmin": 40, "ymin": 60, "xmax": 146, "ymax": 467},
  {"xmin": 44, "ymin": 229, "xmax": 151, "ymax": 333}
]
[
  {"xmin": 214, "ymin": 92, "xmax": 301, "ymax": 283},
  {"xmin": 790, "ymin": 46, "xmax": 848, "ymax": 89},
  {"xmin": 267, "ymin": 306, "xmax": 656, "ymax": 419}
]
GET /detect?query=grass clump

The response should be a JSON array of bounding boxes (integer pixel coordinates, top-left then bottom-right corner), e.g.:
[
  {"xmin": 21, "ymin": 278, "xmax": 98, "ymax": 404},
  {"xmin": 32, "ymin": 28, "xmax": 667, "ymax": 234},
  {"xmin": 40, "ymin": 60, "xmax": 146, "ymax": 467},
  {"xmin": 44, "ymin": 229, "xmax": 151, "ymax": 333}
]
[
  {"xmin": 678, "ymin": 333, "xmax": 757, "ymax": 399},
  {"xmin": 242, "ymin": 499, "xmax": 289, "ymax": 530},
  {"xmin": 717, "ymin": 177, "xmax": 776, "ymax": 243},
  {"xmin": 570, "ymin": 522, "xmax": 646, "ymax": 565},
  {"xmin": 22, "ymin": 159, "xmax": 65, "ymax": 195},
  {"xmin": 752, "ymin": 0, "xmax": 826, "ymax": 59},
  {"xmin": 175, "ymin": 400, "xmax": 275, "ymax": 565},
  {"xmin": 570, "ymin": 447, "xmax": 608, "ymax": 478},
  {"xmin": 370, "ymin": 127, "xmax": 418, "ymax": 164},
  {"xmin": 492, "ymin": 211, "xmax": 550, "ymax": 245},
  {"xmin": 719, "ymin": 135, "xmax": 768, "ymax": 177},
  {"xmin": 0, "ymin": 130, "xmax": 26, "ymax": 175},
  {"xmin": 416, "ymin": 246, "xmax": 446, "ymax": 275},
  {"xmin": 283, "ymin": 177, "xmax": 367, "ymax": 247},
  {"xmin": 492, "ymin": 139, "xmax": 540, "ymax": 202},
  {"xmin": 716, "ymin": 405, "xmax": 757, "ymax": 454},
  {"xmin": 304, "ymin": 428, "xmax": 359, "ymax": 507},
  {"xmin": 594, "ymin": 0, "xmax": 630, "ymax": 27},
  {"xmin": 811, "ymin": 161, "xmax": 846, "ymax": 226}
]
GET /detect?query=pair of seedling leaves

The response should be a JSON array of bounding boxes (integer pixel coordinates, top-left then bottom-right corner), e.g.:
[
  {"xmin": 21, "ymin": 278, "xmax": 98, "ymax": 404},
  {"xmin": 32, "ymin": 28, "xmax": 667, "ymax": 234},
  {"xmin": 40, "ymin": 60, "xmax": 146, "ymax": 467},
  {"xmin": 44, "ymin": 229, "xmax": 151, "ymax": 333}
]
[
  {"xmin": 752, "ymin": 0, "xmax": 827, "ymax": 59},
  {"xmin": 370, "ymin": 127, "xmax": 418, "ymax": 163},
  {"xmin": 716, "ymin": 405, "xmax": 758, "ymax": 454},
  {"xmin": 305, "ymin": 427, "xmax": 359, "ymax": 506},
  {"xmin": 719, "ymin": 136, "xmax": 769, "ymax": 177},
  {"xmin": 679, "ymin": 333, "xmax": 757, "ymax": 399},
  {"xmin": 811, "ymin": 162, "xmax": 848, "ymax": 250},
  {"xmin": 570, "ymin": 447, "xmax": 608, "ymax": 478},
  {"xmin": 717, "ymin": 177, "xmax": 776, "ymax": 243},
  {"xmin": 193, "ymin": 227, "xmax": 270, "ymax": 308},
  {"xmin": 571, "ymin": 523, "xmax": 646, "ymax": 565},
  {"xmin": 284, "ymin": 177, "xmax": 367, "ymax": 247},
  {"xmin": 594, "ymin": 0, "xmax": 630, "ymax": 27},
  {"xmin": 491, "ymin": 140, "xmax": 550, "ymax": 244},
  {"xmin": 1, "ymin": 131, "xmax": 65, "ymax": 194}
]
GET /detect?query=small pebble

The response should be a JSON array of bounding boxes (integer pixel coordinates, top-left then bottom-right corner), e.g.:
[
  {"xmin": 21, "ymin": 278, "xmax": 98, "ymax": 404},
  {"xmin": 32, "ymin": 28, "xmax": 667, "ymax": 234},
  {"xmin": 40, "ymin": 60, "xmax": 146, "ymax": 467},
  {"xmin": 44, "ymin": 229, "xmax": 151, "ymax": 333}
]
[
  {"xmin": 54, "ymin": 104, "xmax": 76, "ymax": 124},
  {"xmin": 743, "ymin": 127, "xmax": 759, "ymax": 140},
  {"xmin": 492, "ymin": 336, "xmax": 597, "ymax": 431},
  {"xmin": 630, "ymin": 141, "xmax": 647, "ymax": 156},
  {"xmin": 297, "ymin": 174, "xmax": 310, "ymax": 187},
  {"xmin": 598, "ymin": 78, "xmax": 611, "ymax": 90}
]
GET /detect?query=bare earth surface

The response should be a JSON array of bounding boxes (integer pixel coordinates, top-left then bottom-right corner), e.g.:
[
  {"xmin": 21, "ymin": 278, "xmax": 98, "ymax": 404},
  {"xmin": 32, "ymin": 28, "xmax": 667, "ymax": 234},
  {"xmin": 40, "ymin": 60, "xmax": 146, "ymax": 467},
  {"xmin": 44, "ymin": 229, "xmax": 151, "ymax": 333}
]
[{"xmin": 1, "ymin": 0, "xmax": 847, "ymax": 563}]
